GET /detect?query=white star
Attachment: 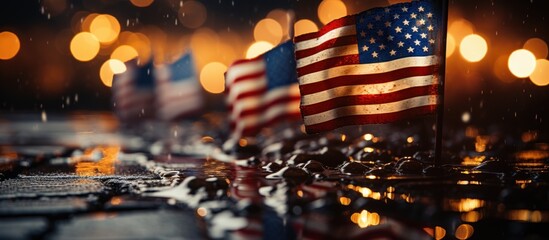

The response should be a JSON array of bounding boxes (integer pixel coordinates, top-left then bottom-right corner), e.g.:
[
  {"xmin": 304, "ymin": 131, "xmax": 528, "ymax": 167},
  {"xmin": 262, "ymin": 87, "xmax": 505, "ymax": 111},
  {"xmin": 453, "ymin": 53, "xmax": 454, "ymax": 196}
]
[
  {"xmin": 410, "ymin": 13, "xmax": 417, "ymax": 19},
  {"xmin": 403, "ymin": 19, "xmax": 410, "ymax": 26},
  {"xmin": 427, "ymin": 25, "xmax": 434, "ymax": 31},
  {"xmin": 377, "ymin": 29, "xmax": 384, "ymax": 36},
  {"xmin": 418, "ymin": 6, "xmax": 425, "ymax": 12},
  {"xmin": 372, "ymin": 51, "xmax": 378, "ymax": 58},
  {"xmin": 385, "ymin": 8, "xmax": 390, "ymax": 13},
  {"xmin": 397, "ymin": 41, "xmax": 404, "ymax": 47},
  {"xmin": 394, "ymin": 14, "xmax": 400, "ymax": 19},
  {"xmin": 423, "ymin": 46, "xmax": 429, "ymax": 52},
  {"xmin": 395, "ymin": 26, "xmax": 402, "ymax": 33},
  {"xmin": 405, "ymin": 33, "xmax": 412, "ymax": 39},
  {"xmin": 379, "ymin": 44, "xmax": 386, "ymax": 50},
  {"xmin": 418, "ymin": 19, "xmax": 426, "ymax": 25},
  {"xmin": 369, "ymin": 37, "xmax": 376, "ymax": 44},
  {"xmin": 362, "ymin": 45, "xmax": 369, "ymax": 52},
  {"xmin": 427, "ymin": 12, "xmax": 433, "ymax": 18},
  {"xmin": 375, "ymin": 15, "xmax": 381, "ymax": 21},
  {"xmin": 387, "ymin": 35, "xmax": 394, "ymax": 41},
  {"xmin": 360, "ymin": 31, "xmax": 366, "ymax": 37},
  {"xmin": 414, "ymin": 39, "xmax": 421, "ymax": 46},
  {"xmin": 411, "ymin": 26, "xmax": 419, "ymax": 32},
  {"xmin": 407, "ymin": 47, "xmax": 414, "ymax": 53},
  {"xmin": 402, "ymin": 7, "xmax": 408, "ymax": 12},
  {"xmin": 420, "ymin": 33, "xmax": 427, "ymax": 39},
  {"xmin": 390, "ymin": 49, "xmax": 397, "ymax": 56},
  {"xmin": 429, "ymin": 39, "xmax": 435, "ymax": 44},
  {"xmin": 385, "ymin": 21, "xmax": 392, "ymax": 27},
  {"xmin": 367, "ymin": 23, "xmax": 374, "ymax": 29}
]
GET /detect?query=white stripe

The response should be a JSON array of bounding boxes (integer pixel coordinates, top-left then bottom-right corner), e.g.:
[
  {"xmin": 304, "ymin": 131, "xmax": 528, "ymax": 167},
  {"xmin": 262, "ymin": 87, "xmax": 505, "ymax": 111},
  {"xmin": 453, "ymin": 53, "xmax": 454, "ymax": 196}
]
[
  {"xmin": 156, "ymin": 79, "xmax": 200, "ymax": 102},
  {"xmin": 227, "ymin": 75, "xmax": 267, "ymax": 104},
  {"xmin": 295, "ymin": 25, "xmax": 356, "ymax": 50},
  {"xmin": 298, "ymin": 56, "xmax": 438, "ymax": 85},
  {"xmin": 233, "ymin": 100, "xmax": 301, "ymax": 132},
  {"xmin": 229, "ymin": 84, "xmax": 299, "ymax": 120},
  {"xmin": 301, "ymin": 75, "xmax": 437, "ymax": 106},
  {"xmin": 225, "ymin": 59, "xmax": 265, "ymax": 85},
  {"xmin": 303, "ymin": 95, "xmax": 438, "ymax": 125},
  {"xmin": 296, "ymin": 44, "xmax": 359, "ymax": 68},
  {"xmin": 157, "ymin": 94, "xmax": 202, "ymax": 120}
]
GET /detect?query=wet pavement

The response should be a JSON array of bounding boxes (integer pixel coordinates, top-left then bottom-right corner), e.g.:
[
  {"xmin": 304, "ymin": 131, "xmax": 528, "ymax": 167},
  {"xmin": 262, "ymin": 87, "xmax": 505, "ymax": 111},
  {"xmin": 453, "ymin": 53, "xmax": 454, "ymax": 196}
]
[{"xmin": 0, "ymin": 113, "xmax": 548, "ymax": 239}]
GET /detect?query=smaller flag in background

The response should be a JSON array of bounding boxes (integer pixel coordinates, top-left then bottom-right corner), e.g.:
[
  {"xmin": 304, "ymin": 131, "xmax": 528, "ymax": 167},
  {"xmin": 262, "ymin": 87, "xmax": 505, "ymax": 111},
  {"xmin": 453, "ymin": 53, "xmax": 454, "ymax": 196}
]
[
  {"xmin": 225, "ymin": 40, "xmax": 301, "ymax": 141},
  {"xmin": 155, "ymin": 51, "xmax": 203, "ymax": 121},
  {"xmin": 295, "ymin": 0, "xmax": 444, "ymax": 134},
  {"xmin": 112, "ymin": 60, "xmax": 155, "ymax": 121}
]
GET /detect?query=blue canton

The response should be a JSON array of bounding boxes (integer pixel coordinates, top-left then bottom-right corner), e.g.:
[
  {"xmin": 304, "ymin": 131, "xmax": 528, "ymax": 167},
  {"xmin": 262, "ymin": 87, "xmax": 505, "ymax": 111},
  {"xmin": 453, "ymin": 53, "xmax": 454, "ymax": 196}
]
[
  {"xmin": 171, "ymin": 51, "xmax": 196, "ymax": 82},
  {"xmin": 264, "ymin": 40, "xmax": 298, "ymax": 90},
  {"xmin": 356, "ymin": 0, "xmax": 438, "ymax": 64}
]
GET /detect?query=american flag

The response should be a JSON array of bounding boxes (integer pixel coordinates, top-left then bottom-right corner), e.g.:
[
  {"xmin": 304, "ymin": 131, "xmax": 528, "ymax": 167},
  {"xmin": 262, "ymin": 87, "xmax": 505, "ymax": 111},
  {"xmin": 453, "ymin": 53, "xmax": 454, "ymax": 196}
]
[
  {"xmin": 155, "ymin": 51, "xmax": 203, "ymax": 121},
  {"xmin": 295, "ymin": 0, "xmax": 444, "ymax": 134},
  {"xmin": 112, "ymin": 60, "xmax": 155, "ymax": 121},
  {"xmin": 225, "ymin": 40, "xmax": 301, "ymax": 141}
]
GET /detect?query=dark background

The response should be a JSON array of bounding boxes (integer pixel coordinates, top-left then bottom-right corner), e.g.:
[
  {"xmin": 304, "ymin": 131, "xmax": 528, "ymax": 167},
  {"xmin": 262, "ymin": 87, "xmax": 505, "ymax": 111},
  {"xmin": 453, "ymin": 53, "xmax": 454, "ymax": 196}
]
[{"xmin": 0, "ymin": 0, "xmax": 547, "ymax": 132}]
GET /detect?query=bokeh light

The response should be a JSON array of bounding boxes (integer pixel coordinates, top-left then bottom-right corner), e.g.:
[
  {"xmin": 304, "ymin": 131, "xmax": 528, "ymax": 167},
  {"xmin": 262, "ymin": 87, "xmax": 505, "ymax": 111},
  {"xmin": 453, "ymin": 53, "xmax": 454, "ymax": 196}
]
[
  {"xmin": 523, "ymin": 37, "xmax": 548, "ymax": 59},
  {"xmin": 508, "ymin": 49, "xmax": 537, "ymax": 78},
  {"xmin": 190, "ymin": 28, "xmax": 219, "ymax": 67},
  {"xmin": 0, "ymin": 31, "xmax": 21, "ymax": 60},
  {"xmin": 89, "ymin": 14, "xmax": 120, "ymax": 44},
  {"xmin": 246, "ymin": 41, "xmax": 274, "ymax": 59},
  {"xmin": 317, "ymin": 0, "xmax": 347, "ymax": 25},
  {"xmin": 81, "ymin": 13, "xmax": 99, "ymax": 32},
  {"xmin": 294, "ymin": 19, "xmax": 319, "ymax": 36},
  {"xmin": 178, "ymin": 0, "xmax": 207, "ymax": 29},
  {"xmin": 449, "ymin": 19, "xmax": 474, "ymax": 43},
  {"xmin": 111, "ymin": 45, "xmax": 139, "ymax": 62},
  {"xmin": 42, "ymin": 0, "xmax": 67, "ymax": 16},
  {"xmin": 100, "ymin": 59, "xmax": 126, "ymax": 87},
  {"xmin": 199, "ymin": 62, "xmax": 226, "ymax": 94},
  {"xmin": 70, "ymin": 32, "xmax": 100, "ymax": 61},
  {"xmin": 267, "ymin": 9, "xmax": 291, "ymax": 38},
  {"xmin": 254, "ymin": 18, "xmax": 283, "ymax": 45},
  {"xmin": 118, "ymin": 31, "xmax": 152, "ymax": 65},
  {"xmin": 460, "ymin": 34, "xmax": 488, "ymax": 62},
  {"xmin": 446, "ymin": 33, "xmax": 456, "ymax": 57},
  {"xmin": 130, "ymin": 0, "xmax": 154, "ymax": 8},
  {"xmin": 493, "ymin": 54, "xmax": 516, "ymax": 83},
  {"xmin": 529, "ymin": 59, "xmax": 549, "ymax": 86},
  {"xmin": 454, "ymin": 224, "xmax": 474, "ymax": 239}
]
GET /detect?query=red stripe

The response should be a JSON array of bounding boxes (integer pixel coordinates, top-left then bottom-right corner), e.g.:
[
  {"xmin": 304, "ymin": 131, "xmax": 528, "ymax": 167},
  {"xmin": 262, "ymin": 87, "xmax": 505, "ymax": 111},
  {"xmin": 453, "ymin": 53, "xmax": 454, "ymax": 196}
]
[
  {"xmin": 304, "ymin": 105, "xmax": 437, "ymax": 134},
  {"xmin": 228, "ymin": 55, "xmax": 263, "ymax": 68},
  {"xmin": 228, "ymin": 87, "xmax": 267, "ymax": 105},
  {"xmin": 301, "ymin": 85, "xmax": 439, "ymax": 116},
  {"xmin": 238, "ymin": 111, "xmax": 302, "ymax": 136},
  {"xmin": 299, "ymin": 65, "xmax": 438, "ymax": 95},
  {"xmin": 295, "ymin": 35, "xmax": 358, "ymax": 59},
  {"xmin": 227, "ymin": 70, "xmax": 266, "ymax": 86},
  {"xmin": 297, "ymin": 55, "xmax": 360, "ymax": 77},
  {"xmin": 230, "ymin": 95, "xmax": 301, "ymax": 121},
  {"xmin": 294, "ymin": 15, "xmax": 356, "ymax": 42}
]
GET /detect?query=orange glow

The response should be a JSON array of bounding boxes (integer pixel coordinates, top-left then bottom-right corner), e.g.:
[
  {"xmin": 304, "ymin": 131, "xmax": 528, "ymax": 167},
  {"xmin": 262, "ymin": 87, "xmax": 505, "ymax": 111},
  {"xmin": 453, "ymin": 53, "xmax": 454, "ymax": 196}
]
[
  {"xmin": 460, "ymin": 34, "xmax": 487, "ymax": 62},
  {"xmin": 118, "ymin": 31, "xmax": 152, "ymax": 65},
  {"xmin": 317, "ymin": 0, "xmax": 347, "ymax": 25},
  {"xmin": 294, "ymin": 19, "xmax": 319, "ymax": 37},
  {"xmin": 446, "ymin": 33, "xmax": 456, "ymax": 57},
  {"xmin": 449, "ymin": 19, "xmax": 474, "ymax": 43},
  {"xmin": 100, "ymin": 59, "xmax": 126, "ymax": 87},
  {"xmin": 447, "ymin": 198, "xmax": 485, "ymax": 212},
  {"xmin": 339, "ymin": 197, "xmax": 351, "ymax": 205},
  {"xmin": 246, "ymin": 41, "xmax": 274, "ymax": 59},
  {"xmin": 524, "ymin": 37, "xmax": 548, "ymax": 59},
  {"xmin": 493, "ymin": 54, "xmax": 516, "ymax": 83},
  {"xmin": 75, "ymin": 146, "xmax": 120, "ymax": 176},
  {"xmin": 267, "ymin": 9, "xmax": 291, "ymax": 37},
  {"xmin": 0, "ymin": 31, "xmax": 20, "ymax": 60},
  {"xmin": 111, "ymin": 45, "xmax": 139, "ymax": 62},
  {"xmin": 197, "ymin": 207, "xmax": 207, "ymax": 217},
  {"xmin": 455, "ymin": 224, "xmax": 474, "ymax": 239},
  {"xmin": 529, "ymin": 59, "xmax": 549, "ymax": 86},
  {"xmin": 130, "ymin": 0, "xmax": 154, "ymax": 7},
  {"xmin": 43, "ymin": 0, "xmax": 68, "ymax": 16},
  {"xmin": 90, "ymin": 14, "xmax": 120, "ymax": 44},
  {"xmin": 254, "ymin": 18, "xmax": 283, "ymax": 45},
  {"xmin": 81, "ymin": 13, "xmax": 99, "ymax": 32},
  {"xmin": 178, "ymin": 0, "xmax": 207, "ymax": 29},
  {"xmin": 70, "ymin": 32, "xmax": 100, "ymax": 61},
  {"xmin": 508, "ymin": 49, "xmax": 537, "ymax": 78},
  {"xmin": 199, "ymin": 62, "xmax": 226, "ymax": 94},
  {"xmin": 354, "ymin": 210, "xmax": 380, "ymax": 228},
  {"xmin": 190, "ymin": 28, "xmax": 220, "ymax": 67}
]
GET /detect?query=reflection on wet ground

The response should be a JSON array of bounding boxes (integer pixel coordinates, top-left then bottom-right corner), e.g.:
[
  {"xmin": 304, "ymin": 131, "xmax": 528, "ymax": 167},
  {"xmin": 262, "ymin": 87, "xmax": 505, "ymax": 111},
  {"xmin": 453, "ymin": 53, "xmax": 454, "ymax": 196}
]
[{"xmin": 0, "ymin": 113, "xmax": 548, "ymax": 239}]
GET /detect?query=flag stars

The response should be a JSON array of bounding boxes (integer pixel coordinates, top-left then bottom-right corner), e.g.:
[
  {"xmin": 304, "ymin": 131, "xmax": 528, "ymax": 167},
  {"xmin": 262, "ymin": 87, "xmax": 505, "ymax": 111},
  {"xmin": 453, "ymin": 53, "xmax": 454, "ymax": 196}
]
[
  {"xmin": 429, "ymin": 39, "xmax": 435, "ymax": 44},
  {"xmin": 372, "ymin": 51, "xmax": 379, "ymax": 58},
  {"xmin": 410, "ymin": 13, "xmax": 417, "ymax": 19},
  {"xmin": 420, "ymin": 33, "xmax": 427, "ymax": 39},
  {"xmin": 369, "ymin": 37, "xmax": 376, "ymax": 44},
  {"xmin": 411, "ymin": 26, "xmax": 419, "ymax": 32},
  {"xmin": 417, "ymin": 19, "xmax": 426, "ymax": 25},
  {"xmin": 414, "ymin": 39, "xmax": 421, "ymax": 46},
  {"xmin": 379, "ymin": 44, "xmax": 386, "ymax": 50},
  {"xmin": 407, "ymin": 47, "xmax": 414, "ymax": 53},
  {"xmin": 393, "ymin": 14, "xmax": 400, "ymax": 19},
  {"xmin": 423, "ymin": 46, "xmax": 429, "ymax": 52},
  {"xmin": 395, "ymin": 26, "xmax": 402, "ymax": 33},
  {"xmin": 367, "ymin": 23, "xmax": 374, "ymax": 29},
  {"xmin": 390, "ymin": 49, "xmax": 397, "ymax": 56},
  {"xmin": 427, "ymin": 12, "xmax": 433, "ymax": 18},
  {"xmin": 375, "ymin": 15, "xmax": 381, "ymax": 21},
  {"xmin": 377, "ymin": 29, "xmax": 384, "ymax": 36},
  {"xmin": 385, "ymin": 21, "xmax": 392, "ymax": 27},
  {"xmin": 427, "ymin": 25, "xmax": 434, "ymax": 31},
  {"xmin": 397, "ymin": 41, "xmax": 404, "ymax": 47},
  {"xmin": 405, "ymin": 33, "xmax": 412, "ymax": 39},
  {"xmin": 403, "ymin": 19, "xmax": 410, "ymax": 26},
  {"xmin": 362, "ymin": 45, "xmax": 369, "ymax": 52},
  {"xmin": 360, "ymin": 30, "xmax": 366, "ymax": 38},
  {"xmin": 418, "ymin": 6, "xmax": 425, "ymax": 12},
  {"xmin": 387, "ymin": 35, "xmax": 394, "ymax": 41},
  {"xmin": 385, "ymin": 8, "xmax": 390, "ymax": 13},
  {"xmin": 402, "ymin": 7, "xmax": 408, "ymax": 12}
]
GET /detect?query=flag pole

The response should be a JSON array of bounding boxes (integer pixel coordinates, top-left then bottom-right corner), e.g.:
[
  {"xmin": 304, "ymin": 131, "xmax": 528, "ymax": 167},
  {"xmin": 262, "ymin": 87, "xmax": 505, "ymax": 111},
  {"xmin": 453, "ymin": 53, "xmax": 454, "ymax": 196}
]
[{"xmin": 434, "ymin": 0, "xmax": 449, "ymax": 167}]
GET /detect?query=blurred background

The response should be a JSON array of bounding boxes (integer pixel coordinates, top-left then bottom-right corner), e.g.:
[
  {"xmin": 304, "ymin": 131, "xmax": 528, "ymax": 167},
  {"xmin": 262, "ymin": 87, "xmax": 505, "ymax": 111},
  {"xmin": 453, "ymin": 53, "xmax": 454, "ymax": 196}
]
[{"xmin": 0, "ymin": 0, "xmax": 547, "ymax": 132}]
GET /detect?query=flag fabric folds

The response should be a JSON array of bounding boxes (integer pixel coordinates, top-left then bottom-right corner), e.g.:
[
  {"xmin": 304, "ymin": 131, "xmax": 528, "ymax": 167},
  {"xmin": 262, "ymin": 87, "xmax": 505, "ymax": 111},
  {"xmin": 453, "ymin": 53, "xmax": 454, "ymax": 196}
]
[
  {"xmin": 295, "ymin": 0, "xmax": 444, "ymax": 134},
  {"xmin": 112, "ymin": 60, "xmax": 155, "ymax": 121},
  {"xmin": 225, "ymin": 40, "xmax": 301, "ymax": 141},
  {"xmin": 155, "ymin": 52, "xmax": 203, "ymax": 121}
]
